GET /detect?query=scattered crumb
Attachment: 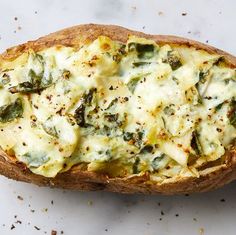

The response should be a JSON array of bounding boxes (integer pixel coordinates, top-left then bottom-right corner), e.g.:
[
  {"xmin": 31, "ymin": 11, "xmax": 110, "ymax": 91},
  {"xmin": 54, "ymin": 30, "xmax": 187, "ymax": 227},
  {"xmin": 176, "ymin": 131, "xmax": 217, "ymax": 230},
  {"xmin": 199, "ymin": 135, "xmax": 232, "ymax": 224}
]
[
  {"xmin": 199, "ymin": 228, "xmax": 204, "ymax": 235},
  {"xmin": 193, "ymin": 218, "xmax": 197, "ymax": 222},
  {"xmin": 34, "ymin": 226, "xmax": 41, "ymax": 231},
  {"xmin": 14, "ymin": 215, "xmax": 17, "ymax": 219},
  {"xmin": 60, "ymin": 231, "xmax": 64, "ymax": 234},
  {"xmin": 35, "ymin": 11, "xmax": 38, "ymax": 14},
  {"xmin": 206, "ymin": 40, "xmax": 209, "ymax": 43},
  {"xmin": 159, "ymin": 218, "xmax": 162, "ymax": 221},
  {"xmin": 187, "ymin": 31, "xmax": 191, "ymax": 34},
  {"xmin": 14, "ymin": 17, "xmax": 18, "ymax": 21},
  {"xmin": 182, "ymin": 12, "xmax": 187, "ymax": 16},
  {"xmin": 87, "ymin": 200, "xmax": 93, "ymax": 206},
  {"xmin": 220, "ymin": 198, "xmax": 225, "ymax": 202},
  {"xmin": 219, "ymin": 11, "xmax": 222, "ymax": 14},
  {"xmin": 42, "ymin": 208, "xmax": 48, "ymax": 212},
  {"xmin": 11, "ymin": 224, "xmax": 15, "ymax": 230},
  {"xmin": 161, "ymin": 210, "xmax": 164, "ymax": 216},
  {"xmin": 175, "ymin": 214, "xmax": 179, "ymax": 217},
  {"xmin": 146, "ymin": 222, "xmax": 150, "ymax": 225},
  {"xmin": 142, "ymin": 26, "xmax": 146, "ymax": 30},
  {"xmin": 17, "ymin": 195, "xmax": 23, "ymax": 201},
  {"xmin": 158, "ymin": 202, "xmax": 161, "ymax": 206},
  {"xmin": 2, "ymin": 224, "xmax": 5, "ymax": 227},
  {"xmin": 185, "ymin": 194, "xmax": 189, "ymax": 197},
  {"xmin": 105, "ymin": 229, "xmax": 108, "ymax": 232},
  {"xmin": 51, "ymin": 200, "xmax": 54, "ymax": 205},
  {"xmin": 158, "ymin": 11, "xmax": 164, "ymax": 16},
  {"xmin": 17, "ymin": 26, "xmax": 22, "ymax": 31},
  {"xmin": 31, "ymin": 209, "xmax": 35, "ymax": 213},
  {"xmin": 51, "ymin": 230, "xmax": 57, "ymax": 235},
  {"xmin": 15, "ymin": 220, "xmax": 22, "ymax": 224},
  {"xmin": 131, "ymin": 6, "xmax": 136, "ymax": 10}
]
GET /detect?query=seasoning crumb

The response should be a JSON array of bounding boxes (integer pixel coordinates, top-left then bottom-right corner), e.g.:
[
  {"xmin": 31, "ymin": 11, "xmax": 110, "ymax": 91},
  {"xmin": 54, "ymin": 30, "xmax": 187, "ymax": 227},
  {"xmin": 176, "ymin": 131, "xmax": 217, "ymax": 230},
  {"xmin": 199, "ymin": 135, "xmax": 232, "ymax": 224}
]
[
  {"xmin": 206, "ymin": 40, "xmax": 209, "ymax": 43},
  {"xmin": 14, "ymin": 17, "xmax": 18, "ymax": 21},
  {"xmin": 60, "ymin": 231, "xmax": 64, "ymax": 234},
  {"xmin": 34, "ymin": 226, "xmax": 40, "ymax": 231},
  {"xmin": 142, "ymin": 26, "xmax": 146, "ymax": 30},
  {"xmin": 158, "ymin": 11, "xmax": 164, "ymax": 16},
  {"xmin": 17, "ymin": 26, "xmax": 22, "ymax": 31},
  {"xmin": 105, "ymin": 229, "xmax": 108, "ymax": 232},
  {"xmin": 175, "ymin": 214, "xmax": 179, "ymax": 217},
  {"xmin": 11, "ymin": 224, "xmax": 15, "ymax": 230},
  {"xmin": 131, "ymin": 6, "xmax": 136, "ymax": 10},
  {"xmin": 193, "ymin": 218, "xmax": 197, "ymax": 222},
  {"xmin": 185, "ymin": 194, "xmax": 189, "ymax": 197},
  {"xmin": 87, "ymin": 200, "xmax": 93, "ymax": 206},
  {"xmin": 31, "ymin": 209, "xmax": 35, "ymax": 213},
  {"xmin": 199, "ymin": 228, "xmax": 204, "ymax": 235},
  {"xmin": 51, "ymin": 230, "xmax": 57, "ymax": 235},
  {"xmin": 182, "ymin": 12, "xmax": 187, "ymax": 16},
  {"xmin": 158, "ymin": 202, "xmax": 161, "ymax": 206},
  {"xmin": 17, "ymin": 195, "xmax": 24, "ymax": 200},
  {"xmin": 35, "ymin": 11, "xmax": 38, "ymax": 14},
  {"xmin": 161, "ymin": 210, "xmax": 164, "ymax": 216},
  {"xmin": 159, "ymin": 218, "xmax": 162, "ymax": 221},
  {"xmin": 42, "ymin": 208, "xmax": 48, "ymax": 212},
  {"xmin": 220, "ymin": 198, "xmax": 225, "ymax": 202},
  {"xmin": 15, "ymin": 220, "xmax": 22, "ymax": 224},
  {"xmin": 51, "ymin": 200, "xmax": 54, "ymax": 205},
  {"xmin": 14, "ymin": 215, "xmax": 17, "ymax": 218}
]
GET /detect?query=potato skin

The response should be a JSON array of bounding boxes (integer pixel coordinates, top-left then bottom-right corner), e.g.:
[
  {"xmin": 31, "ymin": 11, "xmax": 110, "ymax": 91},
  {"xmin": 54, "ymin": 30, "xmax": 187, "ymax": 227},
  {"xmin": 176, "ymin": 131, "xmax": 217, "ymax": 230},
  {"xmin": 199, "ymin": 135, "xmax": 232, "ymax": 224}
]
[{"xmin": 0, "ymin": 24, "xmax": 236, "ymax": 194}]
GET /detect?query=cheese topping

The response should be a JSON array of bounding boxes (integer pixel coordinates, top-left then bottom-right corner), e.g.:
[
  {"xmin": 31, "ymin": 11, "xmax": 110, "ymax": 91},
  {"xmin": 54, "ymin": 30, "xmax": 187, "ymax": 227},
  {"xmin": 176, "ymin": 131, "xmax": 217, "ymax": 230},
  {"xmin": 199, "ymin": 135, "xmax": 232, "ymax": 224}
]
[{"xmin": 0, "ymin": 36, "xmax": 235, "ymax": 179}]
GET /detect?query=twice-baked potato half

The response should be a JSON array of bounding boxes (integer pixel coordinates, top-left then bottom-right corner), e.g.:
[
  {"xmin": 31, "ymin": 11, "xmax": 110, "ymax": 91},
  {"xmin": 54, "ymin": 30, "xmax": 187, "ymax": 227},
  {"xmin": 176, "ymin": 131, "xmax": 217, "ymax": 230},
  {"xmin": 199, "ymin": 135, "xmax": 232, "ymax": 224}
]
[{"xmin": 0, "ymin": 24, "xmax": 235, "ymax": 194}]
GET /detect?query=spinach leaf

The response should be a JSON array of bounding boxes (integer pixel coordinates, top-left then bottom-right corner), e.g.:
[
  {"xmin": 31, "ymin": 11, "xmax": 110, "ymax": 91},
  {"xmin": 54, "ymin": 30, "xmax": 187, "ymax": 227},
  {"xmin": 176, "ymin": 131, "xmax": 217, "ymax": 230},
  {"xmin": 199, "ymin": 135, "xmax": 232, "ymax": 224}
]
[
  {"xmin": 228, "ymin": 99, "xmax": 236, "ymax": 128},
  {"xmin": 9, "ymin": 69, "xmax": 53, "ymax": 94},
  {"xmin": 74, "ymin": 88, "xmax": 96, "ymax": 127},
  {"xmin": 0, "ymin": 98, "xmax": 23, "ymax": 123},
  {"xmin": 163, "ymin": 51, "xmax": 182, "ymax": 70},
  {"xmin": 127, "ymin": 76, "xmax": 141, "ymax": 93},
  {"xmin": 152, "ymin": 154, "xmax": 165, "ymax": 170},
  {"xmin": 23, "ymin": 152, "xmax": 49, "ymax": 168},
  {"xmin": 133, "ymin": 157, "xmax": 140, "ymax": 174},
  {"xmin": 128, "ymin": 43, "xmax": 155, "ymax": 59},
  {"xmin": 140, "ymin": 145, "xmax": 153, "ymax": 154},
  {"xmin": 132, "ymin": 62, "xmax": 152, "ymax": 67},
  {"xmin": 191, "ymin": 131, "xmax": 203, "ymax": 155}
]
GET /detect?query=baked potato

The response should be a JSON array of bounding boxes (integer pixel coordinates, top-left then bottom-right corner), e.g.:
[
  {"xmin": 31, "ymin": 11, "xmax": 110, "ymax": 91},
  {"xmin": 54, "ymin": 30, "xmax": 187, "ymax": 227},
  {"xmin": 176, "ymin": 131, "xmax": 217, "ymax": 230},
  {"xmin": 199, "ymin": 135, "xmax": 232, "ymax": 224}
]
[{"xmin": 0, "ymin": 24, "xmax": 235, "ymax": 194}]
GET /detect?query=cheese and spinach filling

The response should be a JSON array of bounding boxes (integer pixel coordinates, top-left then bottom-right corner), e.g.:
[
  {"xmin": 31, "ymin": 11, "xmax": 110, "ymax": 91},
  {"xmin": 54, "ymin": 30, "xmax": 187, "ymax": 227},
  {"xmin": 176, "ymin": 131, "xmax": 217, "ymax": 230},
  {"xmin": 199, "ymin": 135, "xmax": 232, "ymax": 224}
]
[{"xmin": 0, "ymin": 36, "xmax": 235, "ymax": 179}]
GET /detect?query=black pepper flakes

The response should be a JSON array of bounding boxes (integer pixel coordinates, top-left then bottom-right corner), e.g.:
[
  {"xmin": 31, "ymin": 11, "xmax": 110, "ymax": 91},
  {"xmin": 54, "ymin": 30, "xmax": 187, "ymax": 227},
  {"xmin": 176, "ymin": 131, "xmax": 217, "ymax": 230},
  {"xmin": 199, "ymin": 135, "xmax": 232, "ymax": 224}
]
[{"xmin": 34, "ymin": 226, "xmax": 40, "ymax": 231}]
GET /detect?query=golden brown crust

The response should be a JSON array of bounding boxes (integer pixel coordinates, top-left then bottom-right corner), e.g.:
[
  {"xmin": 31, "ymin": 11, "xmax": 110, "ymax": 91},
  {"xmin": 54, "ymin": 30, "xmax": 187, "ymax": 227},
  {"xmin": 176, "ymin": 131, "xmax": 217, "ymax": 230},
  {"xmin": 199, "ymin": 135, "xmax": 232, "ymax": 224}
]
[{"xmin": 0, "ymin": 24, "xmax": 236, "ymax": 194}]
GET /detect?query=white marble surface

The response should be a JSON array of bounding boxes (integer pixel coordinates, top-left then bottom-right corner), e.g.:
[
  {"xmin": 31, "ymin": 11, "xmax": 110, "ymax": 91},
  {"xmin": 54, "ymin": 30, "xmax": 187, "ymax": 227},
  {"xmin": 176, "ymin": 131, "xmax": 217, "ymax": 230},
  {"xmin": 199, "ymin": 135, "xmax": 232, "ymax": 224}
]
[{"xmin": 0, "ymin": 0, "xmax": 236, "ymax": 234}]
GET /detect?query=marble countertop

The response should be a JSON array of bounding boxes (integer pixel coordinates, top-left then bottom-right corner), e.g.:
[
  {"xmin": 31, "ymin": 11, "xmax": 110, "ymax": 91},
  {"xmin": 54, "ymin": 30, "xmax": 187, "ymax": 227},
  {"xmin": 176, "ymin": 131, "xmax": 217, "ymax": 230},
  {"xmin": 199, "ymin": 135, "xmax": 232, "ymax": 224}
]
[{"xmin": 0, "ymin": 0, "xmax": 236, "ymax": 234}]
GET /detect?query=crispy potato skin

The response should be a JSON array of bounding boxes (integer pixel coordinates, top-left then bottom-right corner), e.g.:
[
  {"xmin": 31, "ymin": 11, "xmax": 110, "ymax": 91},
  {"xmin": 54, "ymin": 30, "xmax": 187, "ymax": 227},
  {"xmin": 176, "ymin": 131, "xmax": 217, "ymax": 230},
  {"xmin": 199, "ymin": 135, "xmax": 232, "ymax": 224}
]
[{"xmin": 0, "ymin": 24, "xmax": 236, "ymax": 194}]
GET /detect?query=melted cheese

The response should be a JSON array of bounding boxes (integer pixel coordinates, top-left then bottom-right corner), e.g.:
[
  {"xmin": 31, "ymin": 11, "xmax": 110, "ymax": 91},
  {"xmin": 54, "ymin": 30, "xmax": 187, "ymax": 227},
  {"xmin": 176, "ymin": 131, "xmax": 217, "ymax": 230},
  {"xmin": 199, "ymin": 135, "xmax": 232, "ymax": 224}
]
[{"xmin": 0, "ymin": 36, "xmax": 235, "ymax": 179}]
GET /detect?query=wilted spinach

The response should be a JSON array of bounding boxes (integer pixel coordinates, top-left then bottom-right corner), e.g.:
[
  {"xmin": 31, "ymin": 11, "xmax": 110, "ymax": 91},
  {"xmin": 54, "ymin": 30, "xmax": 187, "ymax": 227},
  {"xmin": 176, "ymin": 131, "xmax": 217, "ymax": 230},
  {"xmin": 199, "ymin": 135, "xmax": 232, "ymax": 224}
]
[
  {"xmin": 23, "ymin": 152, "xmax": 49, "ymax": 168},
  {"xmin": 191, "ymin": 131, "xmax": 203, "ymax": 155},
  {"xmin": 128, "ymin": 43, "xmax": 155, "ymax": 59},
  {"xmin": 0, "ymin": 98, "xmax": 23, "ymax": 123},
  {"xmin": 74, "ymin": 88, "xmax": 96, "ymax": 127},
  {"xmin": 228, "ymin": 99, "xmax": 236, "ymax": 128},
  {"xmin": 163, "ymin": 51, "xmax": 182, "ymax": 70}
]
